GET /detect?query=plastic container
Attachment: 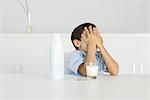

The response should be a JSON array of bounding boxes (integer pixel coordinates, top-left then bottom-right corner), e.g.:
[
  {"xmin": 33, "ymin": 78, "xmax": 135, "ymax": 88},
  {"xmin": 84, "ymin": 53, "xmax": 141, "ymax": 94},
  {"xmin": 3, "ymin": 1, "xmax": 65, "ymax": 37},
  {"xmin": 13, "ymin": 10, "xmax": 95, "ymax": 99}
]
[{"xmin": 49, "ymin": 34, "xmax": 64, "ymax": 80}]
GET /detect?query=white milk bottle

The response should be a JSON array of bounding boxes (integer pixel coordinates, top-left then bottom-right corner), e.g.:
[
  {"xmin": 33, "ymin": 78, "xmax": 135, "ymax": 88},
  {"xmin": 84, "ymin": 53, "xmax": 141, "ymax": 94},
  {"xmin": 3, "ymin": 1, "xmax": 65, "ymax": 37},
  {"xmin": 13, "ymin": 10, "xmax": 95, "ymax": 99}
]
[{"xmin": 49, "ymin": 34, "xmax": 64, "ymax": 80}]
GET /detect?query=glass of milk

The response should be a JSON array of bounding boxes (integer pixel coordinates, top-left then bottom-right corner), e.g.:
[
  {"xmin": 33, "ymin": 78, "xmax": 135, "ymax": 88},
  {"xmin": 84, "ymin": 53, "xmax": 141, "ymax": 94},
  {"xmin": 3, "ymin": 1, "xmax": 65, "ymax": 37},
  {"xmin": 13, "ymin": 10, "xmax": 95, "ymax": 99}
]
[{"xmin": 86, "ymin": 62, "xmax": 99, "ymax": 79}]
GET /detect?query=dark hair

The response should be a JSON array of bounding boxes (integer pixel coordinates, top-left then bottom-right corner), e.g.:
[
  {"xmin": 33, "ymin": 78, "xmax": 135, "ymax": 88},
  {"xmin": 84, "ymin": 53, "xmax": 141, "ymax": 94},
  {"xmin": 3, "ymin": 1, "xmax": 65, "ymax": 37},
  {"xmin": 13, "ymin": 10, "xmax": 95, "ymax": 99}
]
[{"xmin": 71, "ymin": 23, "xmax": 96, "ymax": 50}]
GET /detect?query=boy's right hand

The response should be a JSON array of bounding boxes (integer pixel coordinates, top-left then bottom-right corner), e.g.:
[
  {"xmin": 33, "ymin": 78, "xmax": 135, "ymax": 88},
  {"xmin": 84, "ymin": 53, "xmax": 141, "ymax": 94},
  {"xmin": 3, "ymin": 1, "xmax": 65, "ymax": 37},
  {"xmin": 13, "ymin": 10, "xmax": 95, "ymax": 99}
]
[
  {"xmin": 82, "ymin": 26, "xmax": 97, "ymax": 47},
  {"xmin": 81, "ymin": 26, "xmax": 98, "ymax": 66},
  {"xmin": 82, "ymin": 26, "xmax": 97, "ymax": 52}
]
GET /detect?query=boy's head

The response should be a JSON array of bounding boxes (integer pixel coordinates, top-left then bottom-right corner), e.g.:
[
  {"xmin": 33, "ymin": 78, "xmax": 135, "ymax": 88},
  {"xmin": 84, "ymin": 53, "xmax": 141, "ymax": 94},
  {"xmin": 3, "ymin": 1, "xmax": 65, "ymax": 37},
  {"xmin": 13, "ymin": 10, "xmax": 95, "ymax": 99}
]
[{"xmin": 71, "ymin": 23, "xmax": 96, "ymax": 51}]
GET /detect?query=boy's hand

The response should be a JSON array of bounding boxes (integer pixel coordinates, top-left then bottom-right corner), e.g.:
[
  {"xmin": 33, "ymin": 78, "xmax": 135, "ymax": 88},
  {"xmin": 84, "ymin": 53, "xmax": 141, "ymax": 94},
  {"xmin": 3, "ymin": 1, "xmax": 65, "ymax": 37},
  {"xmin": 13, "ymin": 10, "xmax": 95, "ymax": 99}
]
[
  {"xmin": 83, "ymin": 26, "xmax": 97, "ymax": 45},
  {"xmin": 93, "ymin": 27, "xmax": 103, "ymax": 49},
  {"xmin": 81, "ymin": 26, "xmax": 97, "ymax": 53},
  {"xmin": 82, "ymin": 26, "xmax": 103, "ymax": 50}
]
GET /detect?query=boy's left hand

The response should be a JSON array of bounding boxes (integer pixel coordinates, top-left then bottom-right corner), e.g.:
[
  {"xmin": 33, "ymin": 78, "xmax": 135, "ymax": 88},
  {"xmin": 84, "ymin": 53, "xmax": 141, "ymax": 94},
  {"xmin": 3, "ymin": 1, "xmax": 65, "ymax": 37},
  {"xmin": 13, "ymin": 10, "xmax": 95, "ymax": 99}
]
[
  {"xmin": 93, "ymin": 27, "xmax": 103, "ymax": 49},
  {"xmin": 86, "ymin": 26, "xmax": 103, "ymax": 49},
  {"xmin": 82, "ymin": 26, "xmax": 104, "ymax": 50}
]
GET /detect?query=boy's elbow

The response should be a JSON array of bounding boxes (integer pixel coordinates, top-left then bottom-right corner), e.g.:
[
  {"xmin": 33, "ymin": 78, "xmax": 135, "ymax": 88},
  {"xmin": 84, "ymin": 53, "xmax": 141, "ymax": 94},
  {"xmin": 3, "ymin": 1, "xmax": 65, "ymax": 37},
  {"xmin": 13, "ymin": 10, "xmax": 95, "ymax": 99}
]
[
  {"xmin": 78, "ymin": 64, "xmax": 87, "ymax": 76},
  {"xmin": 110, "ymin": 64, "xmax": 119, "ymax": 76},
  {"xmin": 111, "ymin": 71, "xmax": 119, "ymax": 76}
]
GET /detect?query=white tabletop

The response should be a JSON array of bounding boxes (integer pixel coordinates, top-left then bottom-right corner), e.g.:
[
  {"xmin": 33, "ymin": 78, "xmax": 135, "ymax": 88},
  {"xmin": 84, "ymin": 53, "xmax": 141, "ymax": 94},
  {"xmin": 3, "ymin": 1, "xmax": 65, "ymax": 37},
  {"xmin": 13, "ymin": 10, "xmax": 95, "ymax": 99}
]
[{"xmin": 0, "ymin": 74, "xmax": 150, "ymax": 100}]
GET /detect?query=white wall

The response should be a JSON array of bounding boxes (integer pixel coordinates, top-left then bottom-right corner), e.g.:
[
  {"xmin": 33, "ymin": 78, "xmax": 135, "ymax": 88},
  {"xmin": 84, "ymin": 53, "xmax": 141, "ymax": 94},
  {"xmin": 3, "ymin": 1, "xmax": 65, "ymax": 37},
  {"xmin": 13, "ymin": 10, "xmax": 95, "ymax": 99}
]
[
  {"xmin": 0, "ymin": 0, "xmax": 149, "ymax": 33},
  {"xmin": 0, "ymin": 0, "xmax": 2, "ymax": 32},
  {"xmin": 0, "ymin": 33, "xmax": 149, "ymax": 75},
  {"xmin": 148, "ymin": 36, "xmax": 150, "ymax": 74},
  {"xmin": 148, "ymin": 0, "xmax": 150, "ymax": 33}
]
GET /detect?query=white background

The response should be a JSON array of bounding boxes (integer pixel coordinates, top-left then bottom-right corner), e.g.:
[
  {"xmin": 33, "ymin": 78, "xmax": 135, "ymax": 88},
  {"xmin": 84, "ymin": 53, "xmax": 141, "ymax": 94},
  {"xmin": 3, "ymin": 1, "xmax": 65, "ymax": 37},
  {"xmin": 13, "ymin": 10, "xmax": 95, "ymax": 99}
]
[
  {"xmin": 0, "ymin": 0, "xmax": 149, "ymax": 33},
  {"xmin": 149, "ymin": 0, "xmax": 150, "ymax": 32},
  {"xmin": 0, "ymin": 33, "xmax": 149, "ymax": 75},
  {"xmin": 0, "ymin": 0, "xmax": 150, "ymax": 75}
]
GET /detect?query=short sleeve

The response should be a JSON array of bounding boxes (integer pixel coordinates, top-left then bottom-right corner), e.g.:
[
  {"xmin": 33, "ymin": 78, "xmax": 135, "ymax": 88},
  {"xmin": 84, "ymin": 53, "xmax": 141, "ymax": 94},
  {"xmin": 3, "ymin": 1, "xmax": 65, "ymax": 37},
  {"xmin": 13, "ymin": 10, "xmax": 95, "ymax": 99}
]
[
  {"xmin": 67, "ymin": 51, "xmax": 85, "ymax": 75},
  {"xmin": 100, "ymin": 57, "xmax": 108, "ymax": 72},
  {"xmin": 97, "ymin": 52, "xmax": 108, "ymax": 72}
]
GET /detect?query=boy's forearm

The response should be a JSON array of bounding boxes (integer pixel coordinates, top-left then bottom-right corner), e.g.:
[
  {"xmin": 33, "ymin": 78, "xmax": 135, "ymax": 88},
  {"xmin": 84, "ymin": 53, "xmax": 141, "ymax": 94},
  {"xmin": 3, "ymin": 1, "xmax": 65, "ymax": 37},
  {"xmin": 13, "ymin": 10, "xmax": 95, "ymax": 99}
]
[
  {"xmin": 78, "ymin": 43, "xmax": 96, "ymax": 76},
  {"xmin": 99, "ymin": 45, "xmax": 119, "ymax": 75},
  {"xmin": 85, "ymin": 43, "xmax": 96, "ymax": 64}
]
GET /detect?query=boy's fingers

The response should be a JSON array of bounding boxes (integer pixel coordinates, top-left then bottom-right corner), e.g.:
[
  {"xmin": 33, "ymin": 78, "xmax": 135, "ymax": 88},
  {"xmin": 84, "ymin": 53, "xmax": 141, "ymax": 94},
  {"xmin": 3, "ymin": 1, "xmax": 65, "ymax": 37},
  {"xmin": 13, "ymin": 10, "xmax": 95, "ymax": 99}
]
[
  {"xmin": 84, "ymin": 27, "xmax": 90, "ymax": 37},
  {"xmin": 89, "ymin": 26, "xmax": 93, "ymax": 34},
  {"xmin": 81, "ymin": 32, "xmax": 87, "ymax": 43},
  {"xmin": 93, "ymin": 28, "xmax": 97, "ymax": 36},
  {"xmin": 82, "ymin": 30, "xmax": 87, "ymax": 38},
  {"xmin": 96, "ymin": 28, "xmax": 100, "ymax": 36},
  {"xmin": 81, "ymin": 36, "xmax": 87, "ymax": 44}
]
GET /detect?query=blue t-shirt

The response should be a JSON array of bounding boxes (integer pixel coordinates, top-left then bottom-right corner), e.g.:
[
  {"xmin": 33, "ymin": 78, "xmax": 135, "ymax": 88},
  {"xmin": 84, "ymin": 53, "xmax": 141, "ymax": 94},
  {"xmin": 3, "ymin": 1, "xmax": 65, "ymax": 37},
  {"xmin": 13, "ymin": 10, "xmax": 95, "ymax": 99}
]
[{"xmin": 66, "ymin": 50, "xmax": 108, "ymax": 75}]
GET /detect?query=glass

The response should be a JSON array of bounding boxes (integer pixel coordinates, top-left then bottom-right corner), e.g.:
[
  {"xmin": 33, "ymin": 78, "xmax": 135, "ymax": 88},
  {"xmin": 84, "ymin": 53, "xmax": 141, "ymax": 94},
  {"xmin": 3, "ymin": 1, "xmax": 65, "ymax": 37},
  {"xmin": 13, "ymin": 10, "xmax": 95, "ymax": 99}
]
[
  {"xmin": 86, "ymin": 62, "xmax": 99, "ymax": 79},
  {"xmin": 132, "ymin": 64, "xmax": 144, "ymax": 75}
]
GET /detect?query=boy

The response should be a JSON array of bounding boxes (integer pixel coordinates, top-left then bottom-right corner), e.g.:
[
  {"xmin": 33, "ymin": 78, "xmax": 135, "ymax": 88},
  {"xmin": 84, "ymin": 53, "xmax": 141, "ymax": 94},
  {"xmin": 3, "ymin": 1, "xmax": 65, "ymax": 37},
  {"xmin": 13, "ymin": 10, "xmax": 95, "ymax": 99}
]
[{"xmin": 67, "ymin": 23, "xmax": 119, "ymax": 76}]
